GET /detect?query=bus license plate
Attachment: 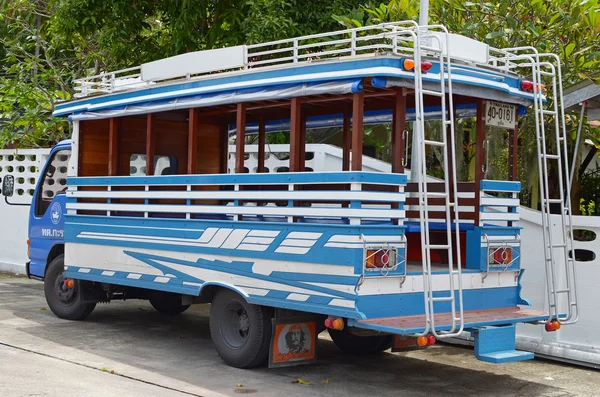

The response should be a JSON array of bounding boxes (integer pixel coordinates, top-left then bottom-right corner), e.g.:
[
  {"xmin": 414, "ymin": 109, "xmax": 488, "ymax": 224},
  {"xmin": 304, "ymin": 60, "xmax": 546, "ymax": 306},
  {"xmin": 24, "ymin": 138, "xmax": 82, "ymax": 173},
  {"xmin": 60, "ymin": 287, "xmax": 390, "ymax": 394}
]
[{"xmin": 485, "ymin": 101, "xmax": 516, "ymax": 130}]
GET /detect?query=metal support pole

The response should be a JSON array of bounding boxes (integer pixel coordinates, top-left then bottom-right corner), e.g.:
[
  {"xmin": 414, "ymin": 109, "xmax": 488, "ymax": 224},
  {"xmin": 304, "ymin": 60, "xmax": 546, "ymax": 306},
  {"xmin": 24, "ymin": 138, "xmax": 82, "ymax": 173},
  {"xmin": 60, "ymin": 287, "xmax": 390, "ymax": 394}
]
[
  {"xmin": 419, "ymin": 0, "xmax": 430, "ymax": 26},
  {"xmin": 569, "ymin": 102, "xmax": 587, "ymax": 191}
]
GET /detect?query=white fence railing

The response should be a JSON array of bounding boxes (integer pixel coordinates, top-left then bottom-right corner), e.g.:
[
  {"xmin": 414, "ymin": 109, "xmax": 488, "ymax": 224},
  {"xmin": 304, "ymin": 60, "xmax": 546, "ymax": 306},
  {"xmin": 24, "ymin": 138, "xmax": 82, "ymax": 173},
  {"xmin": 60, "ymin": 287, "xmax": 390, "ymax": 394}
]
[{"xmin": 0, "ymin": 148, "xmax": 50, "ymax": 273}]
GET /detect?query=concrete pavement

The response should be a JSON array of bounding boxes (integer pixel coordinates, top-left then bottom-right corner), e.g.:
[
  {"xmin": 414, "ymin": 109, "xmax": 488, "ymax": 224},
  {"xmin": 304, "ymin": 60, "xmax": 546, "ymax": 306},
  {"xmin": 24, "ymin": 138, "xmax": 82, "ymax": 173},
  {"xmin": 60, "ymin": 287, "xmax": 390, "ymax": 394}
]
[{"xmin": 0, "ymin": 273, "xmax": 598, "ymax": 397}]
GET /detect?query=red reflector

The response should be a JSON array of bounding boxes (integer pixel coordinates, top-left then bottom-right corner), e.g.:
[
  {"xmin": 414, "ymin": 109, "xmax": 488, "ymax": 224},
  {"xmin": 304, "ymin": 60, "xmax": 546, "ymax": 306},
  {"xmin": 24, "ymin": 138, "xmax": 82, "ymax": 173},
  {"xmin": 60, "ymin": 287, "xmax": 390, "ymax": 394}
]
[
  {"xmin": 324, "ymin": 318, "xmax": 333, "ymax": 328},
  {"xmin": 492, "ymin": 248, "xmax": 512, "ymax": 265},
  {"xmin": 426, "ymin": 335, "xmax": 436, "ymax": 345},
  {"xmin": 421, "ymin": 62, "xmax": 433, "ymax": 73},
  {"xmin": 545, "ymin": 322, "xmax": 556, "ymax": 332},
  {"xmin": 366, "ymin": 250, "xmax": 394, "ymax": 269},
  {"xmin": 520, "ymin": 80, "xmax": 534, "ymax": 92}
]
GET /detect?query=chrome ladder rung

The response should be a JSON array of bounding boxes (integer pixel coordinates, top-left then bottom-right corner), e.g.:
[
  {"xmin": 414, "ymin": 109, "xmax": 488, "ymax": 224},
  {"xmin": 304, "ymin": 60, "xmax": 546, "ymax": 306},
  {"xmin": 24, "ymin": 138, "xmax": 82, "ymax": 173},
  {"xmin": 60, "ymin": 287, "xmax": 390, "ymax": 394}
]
[
  {"xmin": 542, "ymin": 154, "xmax": 560, "ymax": 160},
  {"xmin": 545, "ymin": 198, "xmax": 563, "ymax": 204},
  {"xmin": 431, "ymin": 296, "xmax": 454, "ymax": 303},
  {"xmin": 423, "ymin": 139, "xmax": 446, "ymax": 147},
  {"xmin": 554, "ymin": 288, "xmax": 571, "ymax": 294},
  {"xmin": 422, "ymin": 89, "xmax": 444, "ymax": 97},
  {"xmin": 426, "ymin": 244, "xmax": 451, "ymax": 250},
  {"xmin": 549, "ymin": 244, "xmax": 567, "ymax": 248}
]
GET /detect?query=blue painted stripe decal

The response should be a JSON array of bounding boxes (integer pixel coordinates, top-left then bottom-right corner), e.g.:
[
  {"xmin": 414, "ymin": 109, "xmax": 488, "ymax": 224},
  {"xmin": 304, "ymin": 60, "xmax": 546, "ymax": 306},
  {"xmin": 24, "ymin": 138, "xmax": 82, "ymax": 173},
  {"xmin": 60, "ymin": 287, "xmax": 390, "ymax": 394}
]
[{"xmin": 123, "ymin": 250, "xmax": 358, "ymax": 300}]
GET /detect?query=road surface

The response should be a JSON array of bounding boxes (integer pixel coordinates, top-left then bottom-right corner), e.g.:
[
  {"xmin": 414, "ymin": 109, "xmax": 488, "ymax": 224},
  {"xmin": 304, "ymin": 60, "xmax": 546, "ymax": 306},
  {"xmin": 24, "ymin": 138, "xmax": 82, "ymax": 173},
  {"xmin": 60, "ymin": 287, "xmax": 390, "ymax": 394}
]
[{"xmin": 0, "ymin": 273, "xmax": 597, "ymax": 397}]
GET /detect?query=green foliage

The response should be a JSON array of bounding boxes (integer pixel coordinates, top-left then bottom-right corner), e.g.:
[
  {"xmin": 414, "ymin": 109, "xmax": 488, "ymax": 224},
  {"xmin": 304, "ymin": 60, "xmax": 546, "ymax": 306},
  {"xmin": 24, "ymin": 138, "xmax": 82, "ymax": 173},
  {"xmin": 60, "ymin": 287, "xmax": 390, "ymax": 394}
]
[
  {"xmin": 336, "ymin": 0, "xmax": 600, "ymax": 209},
  {"xmin": 0, "ymin": 0, "xmax": 362, "ymax": 148},
  {"xmin": 0, "ymin": 1, "xmax": 72, "ymax": 147},
  {"xmin": 579, "ymin": 166, "xmax": 600, "ymax": 216},
  {"xmin": 243, "ymin": 0, "xmax": 361, "ymax": 43}
]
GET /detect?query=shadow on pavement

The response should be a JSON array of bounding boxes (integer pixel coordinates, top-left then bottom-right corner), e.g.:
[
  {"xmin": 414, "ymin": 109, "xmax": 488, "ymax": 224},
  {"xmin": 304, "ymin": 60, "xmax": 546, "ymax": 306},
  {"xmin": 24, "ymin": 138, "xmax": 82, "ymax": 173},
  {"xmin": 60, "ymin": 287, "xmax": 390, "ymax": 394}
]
[{"xmin": 2, "ymin": 280, "xmax": 572, "ymax": 397}]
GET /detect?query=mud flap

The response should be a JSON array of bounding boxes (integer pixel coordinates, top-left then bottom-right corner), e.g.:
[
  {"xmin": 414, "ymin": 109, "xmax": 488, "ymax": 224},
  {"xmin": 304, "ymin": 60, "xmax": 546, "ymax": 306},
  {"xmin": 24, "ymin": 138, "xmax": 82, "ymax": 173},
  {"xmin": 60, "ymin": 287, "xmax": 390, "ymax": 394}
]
[
  {"xmin": 268, "ymin": 315, "xmax": 317, "ymax": 368},
  {"xmin": 391, "ymin": 335, "xmax": 427, "ymax": 352}
]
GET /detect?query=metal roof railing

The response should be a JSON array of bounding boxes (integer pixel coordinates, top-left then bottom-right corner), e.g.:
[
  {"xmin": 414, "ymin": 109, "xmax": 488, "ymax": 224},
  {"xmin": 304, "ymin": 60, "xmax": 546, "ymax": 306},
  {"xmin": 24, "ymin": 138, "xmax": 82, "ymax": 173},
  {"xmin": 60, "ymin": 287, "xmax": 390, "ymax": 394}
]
[{"xmin": 71, "ymin": 21, "xmax": 535, "ymax": 99}]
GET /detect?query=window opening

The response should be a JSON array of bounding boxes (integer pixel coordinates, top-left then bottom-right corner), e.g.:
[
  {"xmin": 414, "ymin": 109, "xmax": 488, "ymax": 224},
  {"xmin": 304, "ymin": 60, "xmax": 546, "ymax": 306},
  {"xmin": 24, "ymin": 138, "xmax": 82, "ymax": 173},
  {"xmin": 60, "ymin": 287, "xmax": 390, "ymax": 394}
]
[{"xmin": 36, "ymin": 150, "xmax": 71, "ymax": 217}]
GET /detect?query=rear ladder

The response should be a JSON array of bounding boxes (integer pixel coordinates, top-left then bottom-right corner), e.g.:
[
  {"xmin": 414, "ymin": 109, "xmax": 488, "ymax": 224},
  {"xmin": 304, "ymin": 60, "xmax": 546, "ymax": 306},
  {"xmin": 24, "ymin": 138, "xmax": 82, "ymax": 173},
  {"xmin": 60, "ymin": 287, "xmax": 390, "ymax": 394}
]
[
  {"xmin": 412, "ymin": 27, "xmax": 464, "ymax": 338},
  {"xmin": 504, "ymin": 47, "xmax": 578, "ymax": 325}
]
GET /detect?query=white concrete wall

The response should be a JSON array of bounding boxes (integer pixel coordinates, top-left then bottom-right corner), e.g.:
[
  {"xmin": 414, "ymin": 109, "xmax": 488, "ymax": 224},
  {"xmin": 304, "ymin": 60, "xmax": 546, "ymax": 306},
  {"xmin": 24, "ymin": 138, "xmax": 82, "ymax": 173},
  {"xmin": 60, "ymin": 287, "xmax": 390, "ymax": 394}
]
[
  {"xmin": 227, "ymin": 144, "xmax": 392, "ymax": 173},
  {"xmin": 0, "ymin": 148, "xmax": 50, "ymax": 274},
  {"xmin": 517, "ymin": 207, "xmax": 600, "ymax": 366}
]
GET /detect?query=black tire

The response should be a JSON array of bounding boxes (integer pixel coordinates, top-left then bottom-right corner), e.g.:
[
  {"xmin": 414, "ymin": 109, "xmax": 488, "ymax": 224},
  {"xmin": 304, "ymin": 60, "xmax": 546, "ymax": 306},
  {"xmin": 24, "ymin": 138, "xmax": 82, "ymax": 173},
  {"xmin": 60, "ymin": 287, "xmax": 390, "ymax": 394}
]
[
  {"xmin": 44, "ymin": 255, "xmax": 96, "ymax": 321},
  {"xmin": 328, "ymin": 328, "xmax": 392, "ymax": 355},
  {"xmin": 209, "ymin": 289, "xmax": 272, "ymax": 369},
  {"xmin": 149, "ymin": 293, "xmax": 190, "ymax": 315}
]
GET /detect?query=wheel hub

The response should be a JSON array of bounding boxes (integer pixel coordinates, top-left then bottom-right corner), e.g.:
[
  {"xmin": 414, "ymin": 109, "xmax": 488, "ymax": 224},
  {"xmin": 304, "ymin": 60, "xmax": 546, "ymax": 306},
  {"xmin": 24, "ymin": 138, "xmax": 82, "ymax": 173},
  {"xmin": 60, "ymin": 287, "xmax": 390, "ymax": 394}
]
[
  {"xmin": 221, "ymin": 301, "xmax": 251, "ymax": 349},
  {"xmin": 239, "ymin": 312, "xmax": 250, "ymax": 332},
  {"xmin": 54, "ymin": 274, "xmax": 76, "ymax": 303}
]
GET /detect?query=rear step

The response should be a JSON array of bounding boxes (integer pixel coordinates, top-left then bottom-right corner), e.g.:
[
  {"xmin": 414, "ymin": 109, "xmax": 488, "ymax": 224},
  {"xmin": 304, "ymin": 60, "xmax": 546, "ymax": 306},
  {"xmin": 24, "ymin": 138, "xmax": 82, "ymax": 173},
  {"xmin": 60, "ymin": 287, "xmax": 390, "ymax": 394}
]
[
  {"xmin": 352, "ymin": 307, "xmax": 547, "ymax": 334},
  {"xmin": 473, "ymin": 324, "xmax": 533, "ymax": 364}
]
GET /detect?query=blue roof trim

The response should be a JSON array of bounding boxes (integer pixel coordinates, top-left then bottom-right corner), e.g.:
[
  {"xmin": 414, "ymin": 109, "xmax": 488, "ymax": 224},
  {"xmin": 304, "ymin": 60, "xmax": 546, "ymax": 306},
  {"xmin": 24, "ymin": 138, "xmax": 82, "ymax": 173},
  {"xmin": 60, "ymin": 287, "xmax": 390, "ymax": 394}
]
[
  {"xmin": 55, "ymin": 58, "xmax": 533, "ymax": 118},
  {"xmin": 55, "ymin": 59, "xmax": 398, "ymax": 116},
  {"xmin": 68, "ymin": 78, "xmax": 364, "ymax": 120}
]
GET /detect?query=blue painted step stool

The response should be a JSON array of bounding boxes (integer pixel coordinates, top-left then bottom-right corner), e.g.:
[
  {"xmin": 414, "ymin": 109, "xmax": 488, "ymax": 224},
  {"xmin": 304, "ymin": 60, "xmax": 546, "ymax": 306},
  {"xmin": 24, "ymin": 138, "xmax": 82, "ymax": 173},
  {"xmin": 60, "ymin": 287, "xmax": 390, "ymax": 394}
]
[{"xmin": 473, "ymin": 324, "xmax": 534, "ymax": 364}]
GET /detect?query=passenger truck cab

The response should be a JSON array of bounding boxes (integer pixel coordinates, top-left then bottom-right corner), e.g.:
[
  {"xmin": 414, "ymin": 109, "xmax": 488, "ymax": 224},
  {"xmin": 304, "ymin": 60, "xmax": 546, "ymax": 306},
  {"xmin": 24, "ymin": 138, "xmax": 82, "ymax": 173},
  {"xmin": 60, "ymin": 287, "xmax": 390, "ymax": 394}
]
[{"xmin": 26, "ymin": 140, "xmax": 71, "ymax": 279}]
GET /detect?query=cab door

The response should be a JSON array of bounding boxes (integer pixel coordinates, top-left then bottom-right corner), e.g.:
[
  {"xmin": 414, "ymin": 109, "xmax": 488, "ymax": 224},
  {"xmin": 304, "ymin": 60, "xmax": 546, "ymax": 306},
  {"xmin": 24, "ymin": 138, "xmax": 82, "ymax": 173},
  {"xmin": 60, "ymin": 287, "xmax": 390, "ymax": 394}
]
[{"xmin": 28, "ymin": 147, "xmax": 71, "ymax": 278}]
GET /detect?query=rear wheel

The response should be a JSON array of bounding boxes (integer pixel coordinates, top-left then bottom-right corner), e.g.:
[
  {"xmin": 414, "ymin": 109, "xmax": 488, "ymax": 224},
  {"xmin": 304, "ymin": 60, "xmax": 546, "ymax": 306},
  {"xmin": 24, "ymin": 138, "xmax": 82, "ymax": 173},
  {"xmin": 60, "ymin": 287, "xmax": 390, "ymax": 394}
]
[
  {"xmin": 149, "ymin": 292, "xmax": 190, "ymax": 315},
  {"xmin": 44, "ymin": 255, "xmax": 96, "ymax": 321},
  {"xmin": 328, "ymin": 328, "xmax": 392, "ymax": 355},
  {"xmin": 209, "ymin": 289, "xmax": 272, "ymax": 368}
]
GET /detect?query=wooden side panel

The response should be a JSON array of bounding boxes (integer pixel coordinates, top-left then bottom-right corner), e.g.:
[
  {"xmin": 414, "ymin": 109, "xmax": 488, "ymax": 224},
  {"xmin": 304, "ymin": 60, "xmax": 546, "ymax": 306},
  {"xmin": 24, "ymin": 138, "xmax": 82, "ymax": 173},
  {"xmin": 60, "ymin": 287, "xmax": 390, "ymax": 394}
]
[
  {"xmin": 119, "ymin": 117, "xmax": 147, "ymax": 176},
  {"xmin": 79, "ymin": 119, "xmax": 110, "ymax": 177},
  {"xmin": 196, "ymin": 123, "xmax": 221, "ymax": 174},
  {"xmin": 154, "ymin": 118, "xmax": 188, "ymax": 175}
]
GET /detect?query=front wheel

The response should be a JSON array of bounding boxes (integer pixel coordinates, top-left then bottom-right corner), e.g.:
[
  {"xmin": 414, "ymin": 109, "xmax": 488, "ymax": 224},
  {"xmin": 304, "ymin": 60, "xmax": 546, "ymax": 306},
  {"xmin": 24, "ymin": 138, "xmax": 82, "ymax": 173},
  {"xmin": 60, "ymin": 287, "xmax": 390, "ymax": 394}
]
[
  {"xmin": 209, "ymin": 289, "xmax": 272, "ymax": 368},
  {"xmin": 44, "ymin": 255, "xmax": 96, "ymax": 321},
  {"xmin": 328, "ymin": 328, "xmax": 392, "ymax": 355}
]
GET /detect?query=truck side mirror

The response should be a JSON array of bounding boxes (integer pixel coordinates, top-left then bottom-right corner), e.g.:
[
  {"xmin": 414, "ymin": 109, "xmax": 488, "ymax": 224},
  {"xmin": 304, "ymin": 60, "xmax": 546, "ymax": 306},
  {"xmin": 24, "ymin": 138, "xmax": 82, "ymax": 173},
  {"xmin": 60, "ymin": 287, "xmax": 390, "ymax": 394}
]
[{"xmin": 2, "ymin": 175, "xmax": 14, "ymax": 197}]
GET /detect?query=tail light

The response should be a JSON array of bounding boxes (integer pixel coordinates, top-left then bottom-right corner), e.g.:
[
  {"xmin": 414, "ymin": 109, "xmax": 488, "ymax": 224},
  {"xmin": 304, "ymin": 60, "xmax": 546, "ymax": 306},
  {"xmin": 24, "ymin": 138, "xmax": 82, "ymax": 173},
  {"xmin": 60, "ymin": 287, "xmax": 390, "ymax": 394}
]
[
  {"xmin": 545, "ymin": 320, "xmax": 561, "ymax": 332},
  {"xmin": 401, "ymin": 58, "xmax": 433, "ymax": 73},
  {"xmin": 324, "ymin": 317, "xmax": 344, "ymax": 330},
  {"xmin": 490, "ymin": 247, "xmax": 512, "ymax": 265},
  {"xmin": 520, "ymin": 80, "xmax": 546, "ymax": 93},
  {"xmin": 520, "ymin": 80, "xmax": 534, "ymax": 92},
  {"xmin": 366, "ymin": 249, "xmax": 396, "ymax": 269},
  {"xmin": 402, "ymin": 58, "xmax": 415, "ymax": 71}
]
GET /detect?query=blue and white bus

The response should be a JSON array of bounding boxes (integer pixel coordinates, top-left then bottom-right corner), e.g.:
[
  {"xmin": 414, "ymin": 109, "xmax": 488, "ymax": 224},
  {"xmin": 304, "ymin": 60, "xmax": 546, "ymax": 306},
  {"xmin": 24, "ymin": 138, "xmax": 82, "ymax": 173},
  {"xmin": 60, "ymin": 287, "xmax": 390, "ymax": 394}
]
[{"xmin": 1, "ymin": 22, "xmax": 578, "ymax": 369}]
